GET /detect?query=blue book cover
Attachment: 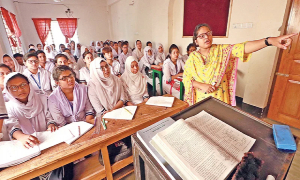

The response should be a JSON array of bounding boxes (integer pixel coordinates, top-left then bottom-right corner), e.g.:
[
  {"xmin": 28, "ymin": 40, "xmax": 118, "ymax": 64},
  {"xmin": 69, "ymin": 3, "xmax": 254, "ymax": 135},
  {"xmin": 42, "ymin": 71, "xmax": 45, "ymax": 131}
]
[{"xmin": 273, "ymin": 124, "xmax": 297, "ymax": 152}]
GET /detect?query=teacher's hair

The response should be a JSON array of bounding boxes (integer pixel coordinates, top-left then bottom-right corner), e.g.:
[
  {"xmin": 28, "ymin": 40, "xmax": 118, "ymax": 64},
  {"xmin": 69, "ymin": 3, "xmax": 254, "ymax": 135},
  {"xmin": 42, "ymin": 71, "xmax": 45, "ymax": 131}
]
[{"xmin": 193, "ymin": 23, "xmax": 211, "ymax": 46}]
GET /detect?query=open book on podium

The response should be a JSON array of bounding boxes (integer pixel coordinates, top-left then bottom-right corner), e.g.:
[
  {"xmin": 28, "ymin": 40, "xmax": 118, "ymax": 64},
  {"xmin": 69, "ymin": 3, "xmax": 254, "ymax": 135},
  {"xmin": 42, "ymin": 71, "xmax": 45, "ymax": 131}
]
[{"xmin": 150, "ymin": 111, "xmax": 256, "ymax": 180}]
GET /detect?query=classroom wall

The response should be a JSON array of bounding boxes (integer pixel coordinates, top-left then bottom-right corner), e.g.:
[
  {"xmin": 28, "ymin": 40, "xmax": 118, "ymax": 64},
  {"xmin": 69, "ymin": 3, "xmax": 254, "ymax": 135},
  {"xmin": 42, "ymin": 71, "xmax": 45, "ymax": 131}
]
[
  {"xmin": 14, "ymin": 0, "xmax": 111, "ymax": 49},
  {"xmin": 108, "ymin": 0, "xmax": 288, "ymax": 108}
]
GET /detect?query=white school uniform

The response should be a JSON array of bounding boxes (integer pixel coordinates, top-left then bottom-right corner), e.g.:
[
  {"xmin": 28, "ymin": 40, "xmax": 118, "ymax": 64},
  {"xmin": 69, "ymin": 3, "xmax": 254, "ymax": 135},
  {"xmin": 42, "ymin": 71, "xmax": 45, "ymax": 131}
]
[
  {"xmin": 118, "ymin": 52, "xmax": 132, "ymax": 74},
  {"xmin": 79, "ymin": 67, "xmax": 91, "ymax": 84},
  {"xmin": 23, "ymin": 67, "xmax": 52, "ymax": 95}
]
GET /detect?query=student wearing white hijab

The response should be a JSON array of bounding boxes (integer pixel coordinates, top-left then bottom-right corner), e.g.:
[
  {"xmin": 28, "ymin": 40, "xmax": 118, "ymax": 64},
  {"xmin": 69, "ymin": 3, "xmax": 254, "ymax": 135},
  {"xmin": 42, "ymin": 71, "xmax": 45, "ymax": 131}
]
[
  {"xmin": 0, "ymin": 82, "xmax": 8, "ymax": 141},
  {"xmin": 76, "ymin": 45, "xmax": 89, "ymax": 70},
  {"xmin": 132, "ymin": 40, "xmax": 144, "ymax": 61},
  {"xmin": 70, "ymin": 40, "xmax": 76, "ymax": 55},
  {"xmin": 22, "ymin": 53, "xmax": 52, "ymax": 95},
  {"xmin": 88, "ymin": 57, "xmax": 130, "ymax": 115},
  {"xmin": 2, "ymin": 54, "xmax": 26, "ymax": 73},
  {"xmin": 89, "ymin": 46, "xmax": 98, "ymax": 58},
  {"xmin": 121, "ymin": 56, "xmax": 149, "ymax": 105},
  {"xmin": 155, "ymin": 43, "xmax": 166, "ymax": 66},
  {"xmin": 74, "ymin": 43, "xmax": 81, "ymax": 58},
  {"xmin": 162, "ymin": 44, "xmax": 184, "ymax": 99},
  {"xmin": 50, "ymin": 44, "xmax": 58, "ymax": 56},
  {"xmin": 62, "ymin": 52, "xmax": 79, "ymax": 79},
  {"xmin": 3, "ymin": 72, "xmax": 74, "ymax": 179},
  {"xmin": 36, "ymin": 50, "xmax": 55, "ymax": 73},
  {"xmin": 44, "ymin": 45, "xmax": 55, "ymax": 60},
  {"xmin": 79, "ymin": 51, "xmax": 94, "ymax": 84},
  {"xmin": 48, "ymin": 65, "xmax": 94, "ymax": 126},
  {"xmin": 138, "ymin": 46, "xmax": 161, "ymax": 76}
]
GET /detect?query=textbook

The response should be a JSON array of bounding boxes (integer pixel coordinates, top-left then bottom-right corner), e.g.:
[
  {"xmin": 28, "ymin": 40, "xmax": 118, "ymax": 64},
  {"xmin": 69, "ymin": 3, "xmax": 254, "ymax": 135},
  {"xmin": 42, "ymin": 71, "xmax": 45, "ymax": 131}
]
[
  {"xmin": 137, "ymin": 117, "xmax": 181, "ymax": 180},
  {"xmin": 146, "ymin": 96, "xmax": 175, "ymax": 107},
  {"xmin": 0, "ymin": 140, "xmax": 40, "ymax": 168},
  {"xmin": 62, "ymin": 121, "xmax": 94, "ymax": 145},
  {"xmin": 103, "ymin": 106, "xmax": 137, "ymax": 120},
  {"xmin": 150, "ymin": 111, "xmax": 256, "ymax": 180}
]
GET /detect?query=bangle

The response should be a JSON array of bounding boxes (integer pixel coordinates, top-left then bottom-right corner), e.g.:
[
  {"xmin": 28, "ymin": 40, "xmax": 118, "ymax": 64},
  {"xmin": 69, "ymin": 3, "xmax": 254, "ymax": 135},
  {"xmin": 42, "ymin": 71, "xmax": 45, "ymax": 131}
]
[{"xmin": 265, "ymin": 37, "xmax": 272, "ymax": 46}]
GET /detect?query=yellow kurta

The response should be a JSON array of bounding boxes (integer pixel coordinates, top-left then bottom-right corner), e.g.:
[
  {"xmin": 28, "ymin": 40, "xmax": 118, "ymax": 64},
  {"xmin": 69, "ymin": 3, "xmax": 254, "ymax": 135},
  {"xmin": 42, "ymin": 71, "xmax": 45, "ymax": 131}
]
[{"xmin": 183, "ymin": 43, "xmax": 251, "ymax": 106}]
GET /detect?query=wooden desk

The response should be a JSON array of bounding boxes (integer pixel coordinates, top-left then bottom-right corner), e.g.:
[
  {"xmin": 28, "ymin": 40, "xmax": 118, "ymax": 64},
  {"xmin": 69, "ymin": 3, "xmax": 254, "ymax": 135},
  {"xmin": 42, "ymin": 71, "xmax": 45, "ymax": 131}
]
[
  {"xmin": 0, "ymin": 95, "xmax": 188, "ymax": 180},
  {"xmin": 132, "ymin": 97, "xmax": 297, "ymax": 180}
]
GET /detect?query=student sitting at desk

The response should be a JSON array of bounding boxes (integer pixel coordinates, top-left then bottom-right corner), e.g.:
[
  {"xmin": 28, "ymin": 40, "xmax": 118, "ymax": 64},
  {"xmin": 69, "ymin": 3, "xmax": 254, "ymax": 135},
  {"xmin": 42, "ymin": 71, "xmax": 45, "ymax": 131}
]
[
  {"xmin": 155, "ymin": 43, "xmax": 166, "ymax": 66},
  {"xmin": 138, "ymin": 46, "xmax": 161, "ymax": 78},
  {"xmin": 23, "ymin": 53, "xmax": 52, "ymax": 95},
  {"xmin": 102, "ymin": 47, "xmax": 121, "ymax": 77},
  {"xmin": 3, "ymin": 72, "xmax": 74, "ymax": 179},
  {"xmin": 48, "ymin": 65, "xmax": 94, "ymax": 126},
  {"xmin": 2, "ymin": 54, "xmax": 25, "ymax": 73},
  {"xmin": 79, "ymin": 51, "xmax": 94, "ymax": 85},
  {"xmin": 88, "ymin": 57, "xmax": 132, "ymax": 164},
  {"xmin": 121, "ymin": 56, "xmax": 149, "ymax": 105},
  {"xmin": 162, "ymin": 44, "xmax": 184, "ymax": 99}
]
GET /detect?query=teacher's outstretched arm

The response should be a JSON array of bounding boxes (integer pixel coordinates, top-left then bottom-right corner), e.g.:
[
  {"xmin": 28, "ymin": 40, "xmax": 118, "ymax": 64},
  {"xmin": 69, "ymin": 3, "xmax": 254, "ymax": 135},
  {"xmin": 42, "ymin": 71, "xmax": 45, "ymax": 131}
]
[{"xmin": 244, "ymin": 33, "xmax": 298, "ymax": 54}]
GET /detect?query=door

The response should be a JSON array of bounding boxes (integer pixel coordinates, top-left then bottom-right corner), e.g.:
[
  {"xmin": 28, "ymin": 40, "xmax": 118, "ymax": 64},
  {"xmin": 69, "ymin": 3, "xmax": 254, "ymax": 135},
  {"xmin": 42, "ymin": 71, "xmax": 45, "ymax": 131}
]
[{"xmin": 268, "ymin": 0, "xmax": 300, "ymax": 129}]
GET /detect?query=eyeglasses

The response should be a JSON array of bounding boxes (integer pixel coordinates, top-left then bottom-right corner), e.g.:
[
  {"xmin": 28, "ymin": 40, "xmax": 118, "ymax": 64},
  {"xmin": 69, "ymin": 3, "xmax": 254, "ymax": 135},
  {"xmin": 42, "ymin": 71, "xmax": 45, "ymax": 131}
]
[
  {"xmin": 197, "ymin": 31, "xmax": 213, "ymax": 39},
  {"xmin": 27, "ymin": 60, "xmax": 39, "ymax": 64},
  {"xmin": 0, "ymin": 71, "xmax": 11, "ymax": 77},
  {"xmin": 59, "ymin": 74, "xmax": 75, "ymax": 81},
  {"xmin": 8, "ymin": 82, "xmax": 29, "ymax": 92}
]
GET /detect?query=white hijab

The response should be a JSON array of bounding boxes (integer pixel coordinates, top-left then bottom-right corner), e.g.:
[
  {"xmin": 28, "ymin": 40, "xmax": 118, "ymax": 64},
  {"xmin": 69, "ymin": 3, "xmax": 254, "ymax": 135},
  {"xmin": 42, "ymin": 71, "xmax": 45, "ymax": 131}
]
[
  {"xmin": 74, "ymin": 43, "xmax": 81, "ymax": 57},
  {"xmin": 156, "ymin": 43, "xmax": 166, "ymax": 63},
  {"xmin": 121, "ymin": 56, "xmax": 147, "ymax": 103},
  {"xmin": 44, "ymin": 45, "xmax": 55, "ymax": 60},
  {"xmin": 95, "ymin": 41, "xmax": 102, "ymax": 51},
  {"xmin": 142, "ymin": 46, "xmax": 155, "ymax": 64},
  {"xmin": 133, "ymin": 41, "xmax": 143, "ymax": 59},
  {"xmin": 89, "ymin": 57, "xmax": 123, "ymax": 110},
  {"xmin": 2, "ymin": 54, "xmax": 25, "ymax": 73},
  {"xmin": 76, "ymin": 45, "xmax": 88, "ymax": 70}
]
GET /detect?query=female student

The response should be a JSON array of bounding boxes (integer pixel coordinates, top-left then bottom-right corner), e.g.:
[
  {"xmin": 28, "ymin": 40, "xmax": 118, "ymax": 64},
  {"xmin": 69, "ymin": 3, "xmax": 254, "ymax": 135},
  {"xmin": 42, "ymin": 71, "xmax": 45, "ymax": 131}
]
[
  {"xmin": 132, "ymin": 40, "xmax": 144, "ymax": 61},
  {"xmin": 36, "ymin": 50, "xmax": 55, "ymax": 73},
  {"xmin": 88, "ymin": 57, "xmax": 129, "ymax": 115},
  {"xmin": 44, "ymin": 46, "xmax": 55, "ymax": 60},
  {"xmin": 118, "ymin": 42, "xmax": 132, "ymax": 74},
  {"xmin": 48, "ymin": 65, "xmax": 94, "ymax": 126},
  {"xmin": 162, "ymin": 44, "xmax": 184, "ymax": 99},
  {"xmin": 139, "ymin": 46, "xmax": 161, "ymax": 76},
  {"xmin": 2, "ymin": 54, "xmax": 25, "ymax": 73},
  {"xmin": 70, "ymin": 40, "xmax": 76, "ymax": 55},
  {"xmin": 112, "ymin": 42, "xmax": 121, "ymax": 58},
  {"xmin": 181, "ymin": 43, "xmax": 196, "ymax": 63},
  {"xmin": 74, "ymin": 43, "xmax": 81, "ymax": 59},
  {"xmin": 76, "ymin": 45, "xmax": 89, "ymax": 70},
  {"xmin": 183, "ymin": 23, "xmax": 295, "ymax": 106},
  {"xmin": 102, "ymin": 47, "xmax": 121, "ymax": 76},
  {"xmin": 3, "ymin": 72, "xmax": 73, "ymax": 179},
  {"xmin": 79, "ymin": 51, "xmax": 94, "ymax": 84},
  {"xmin": 121, "ymin": 56, "xmax": 149, "ymax": 105},
  {"xmin": 155, "ymin": 43, "xmax": 166, "ymax": 66},
  {"xmin": 23, "ymin": 53, "xmax": 52, "ymax": 95}
]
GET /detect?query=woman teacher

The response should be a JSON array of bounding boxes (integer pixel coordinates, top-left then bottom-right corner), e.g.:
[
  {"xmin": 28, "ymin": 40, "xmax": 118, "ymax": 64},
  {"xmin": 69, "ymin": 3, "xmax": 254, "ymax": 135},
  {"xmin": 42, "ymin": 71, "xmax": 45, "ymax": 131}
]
[{"xmin": 183, "ymin": 23, "xmax": 296, "ymax": 106}]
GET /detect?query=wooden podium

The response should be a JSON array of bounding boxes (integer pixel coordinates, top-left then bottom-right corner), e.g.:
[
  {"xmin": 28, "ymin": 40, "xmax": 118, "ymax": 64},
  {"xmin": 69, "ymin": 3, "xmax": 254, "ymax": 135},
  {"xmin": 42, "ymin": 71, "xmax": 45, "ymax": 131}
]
[{"xmin": 132, "ymin": 97, "xmax": 297, "ymax": 180}]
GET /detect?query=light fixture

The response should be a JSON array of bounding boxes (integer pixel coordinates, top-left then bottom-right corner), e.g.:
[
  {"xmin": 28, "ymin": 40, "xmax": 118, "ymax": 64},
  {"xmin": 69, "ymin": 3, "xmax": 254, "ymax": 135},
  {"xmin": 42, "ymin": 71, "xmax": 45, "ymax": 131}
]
[{"xmin": 65, "ymin": 8, "xmax": 73, "ymax": 18}]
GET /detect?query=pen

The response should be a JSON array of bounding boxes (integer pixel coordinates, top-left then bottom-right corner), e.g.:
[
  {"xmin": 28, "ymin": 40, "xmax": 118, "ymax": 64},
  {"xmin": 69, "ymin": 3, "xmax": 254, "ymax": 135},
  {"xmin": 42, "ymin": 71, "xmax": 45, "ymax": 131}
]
[
  {"xmin": 102, "ymin": 118, "xmax": 107, "ymax": 130},
  {"xmin": 78, "ymin": 126, "xmax": 81, "ymax": 136},
  {"xmin": 123, "ymin": 107, "xmax": 133, "ymax": 115}
]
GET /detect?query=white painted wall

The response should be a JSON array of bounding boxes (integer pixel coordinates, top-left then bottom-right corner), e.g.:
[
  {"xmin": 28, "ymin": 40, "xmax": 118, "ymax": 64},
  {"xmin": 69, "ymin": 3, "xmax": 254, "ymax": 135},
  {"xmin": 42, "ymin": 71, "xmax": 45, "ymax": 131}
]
[
  {"xmin": 14, "ymin": 0, "xmax": 111, "ymax": 49},
  {"xmin": 108, "ymin": 0, "xmax": 288, "ymax": 108}
]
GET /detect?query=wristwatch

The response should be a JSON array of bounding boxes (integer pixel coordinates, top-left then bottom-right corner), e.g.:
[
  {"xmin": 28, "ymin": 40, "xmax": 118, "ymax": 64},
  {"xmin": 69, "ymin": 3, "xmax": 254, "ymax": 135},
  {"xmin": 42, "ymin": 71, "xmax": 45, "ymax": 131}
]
[
  {"xmin": 0, "ymin": 133, "xmax": 3, "ymax": 139},
  {"xmin": 265, "ymin": 37, "xmax": 272, "ymax": 46}
]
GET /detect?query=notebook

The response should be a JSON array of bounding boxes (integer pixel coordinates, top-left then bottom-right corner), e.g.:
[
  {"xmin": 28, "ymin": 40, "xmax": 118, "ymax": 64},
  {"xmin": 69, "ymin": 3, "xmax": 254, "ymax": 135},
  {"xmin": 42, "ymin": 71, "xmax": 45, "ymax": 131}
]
[
  {"xmin": 61, "ymin": 121, "xmax": 94, "ymax": 145},
  {"xmin": 0, "ymin": 140, "xmax": 40, "ymax": 168},
  {"xmin": 146, "ymin": 96, "xmax": 175, "ymax": 107},
  {"xmin": 103, "ymin": 106, "xmax": 137, "ymax": 120}
]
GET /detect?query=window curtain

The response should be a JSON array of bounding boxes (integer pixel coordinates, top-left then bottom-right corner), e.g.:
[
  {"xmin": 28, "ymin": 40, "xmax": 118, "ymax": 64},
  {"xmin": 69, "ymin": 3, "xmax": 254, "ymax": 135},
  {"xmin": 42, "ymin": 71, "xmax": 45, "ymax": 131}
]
[
  {"xmin": 32, "ymin": 18, "xmax": 51, "ymax": 46},
  {"xmin": 57, "ymin": 18, "xmax": 77, "ymax": 43},
  {"xmin": 9, "ymin": 12, "xmax": 22, "ymax": 46},
  {"xmin": 0, "ymin": 7, "xmax": 17, "ymax": 47}
]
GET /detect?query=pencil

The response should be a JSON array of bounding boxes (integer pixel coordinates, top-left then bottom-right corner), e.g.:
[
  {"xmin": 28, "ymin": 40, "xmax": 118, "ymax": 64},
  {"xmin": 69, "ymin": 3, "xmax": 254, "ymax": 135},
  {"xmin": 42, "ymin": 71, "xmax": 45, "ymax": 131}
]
[
  {"xmin": 123, "ymin": 107, "xmax": 133, "ymax": 115},
  {"xmin": 78, "ymin": 126, "xmax": 81, "ymax": 136}
]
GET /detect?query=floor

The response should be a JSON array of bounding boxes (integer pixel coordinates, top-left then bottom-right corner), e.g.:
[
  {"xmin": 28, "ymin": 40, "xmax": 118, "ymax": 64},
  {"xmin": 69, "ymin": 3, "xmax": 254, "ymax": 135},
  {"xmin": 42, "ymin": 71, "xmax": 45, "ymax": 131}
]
[{"xmin": 117, "ymin": 118, "xmax": 300, "ymax": 180}]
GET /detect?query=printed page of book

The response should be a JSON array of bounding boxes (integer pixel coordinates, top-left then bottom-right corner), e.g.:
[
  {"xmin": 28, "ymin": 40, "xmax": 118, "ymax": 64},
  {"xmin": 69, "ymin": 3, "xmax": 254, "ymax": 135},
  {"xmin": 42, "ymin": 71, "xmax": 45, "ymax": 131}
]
[
  {"xmin": 151, "ymin": 119, "xmax": 239, "ymax": 180},
  {"xmin": 185, "ymin": 111, "xmax": 256, "ymax": 161},
  {"xmin": 61, "ymin": 121, "xmax": 94, "ymax": 145}
]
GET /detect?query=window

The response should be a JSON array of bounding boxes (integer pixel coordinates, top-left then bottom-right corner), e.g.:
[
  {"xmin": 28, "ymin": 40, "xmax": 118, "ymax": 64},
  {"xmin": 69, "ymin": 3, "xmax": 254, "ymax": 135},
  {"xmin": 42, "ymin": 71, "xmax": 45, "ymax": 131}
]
[
  {"xmin": 45, "ymin": 20, "xmax": 79, "ymax": 49},
  {"xmin": 0, "ymin": 10, "xmax": 23, "ymax": 54}
]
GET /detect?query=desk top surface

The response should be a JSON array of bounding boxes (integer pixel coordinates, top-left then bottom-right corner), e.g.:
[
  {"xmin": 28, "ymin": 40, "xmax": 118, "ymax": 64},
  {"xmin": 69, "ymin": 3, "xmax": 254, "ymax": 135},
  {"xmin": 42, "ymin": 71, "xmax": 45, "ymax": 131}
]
[{"xmin": 0, "ymin": 95, "xmax": 188, "ymax": 180}]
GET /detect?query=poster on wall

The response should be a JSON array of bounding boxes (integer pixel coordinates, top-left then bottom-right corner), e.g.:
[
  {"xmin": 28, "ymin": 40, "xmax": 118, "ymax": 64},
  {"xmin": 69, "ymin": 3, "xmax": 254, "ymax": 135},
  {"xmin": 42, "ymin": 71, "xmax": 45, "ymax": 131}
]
[{"xmin": 183, "ymin": 0, "xmax": 232, "ymax": 37}]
